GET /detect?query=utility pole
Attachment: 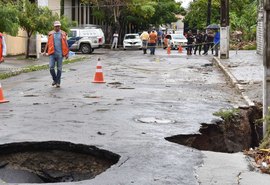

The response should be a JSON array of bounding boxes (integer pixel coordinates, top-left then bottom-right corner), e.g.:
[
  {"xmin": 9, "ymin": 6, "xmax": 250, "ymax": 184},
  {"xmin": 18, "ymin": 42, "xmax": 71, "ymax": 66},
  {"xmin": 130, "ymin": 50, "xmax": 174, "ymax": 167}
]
[
  {"xmin": 207, "ymin": 0, "xmax": 211, "ymax": 26},
  {"xmin": 263, "ymin": 0, "xmax": 270, "ymax": 135},
  {"xmin": 220, "ymin": 0, "xmax": 229, "ymax": 59}
]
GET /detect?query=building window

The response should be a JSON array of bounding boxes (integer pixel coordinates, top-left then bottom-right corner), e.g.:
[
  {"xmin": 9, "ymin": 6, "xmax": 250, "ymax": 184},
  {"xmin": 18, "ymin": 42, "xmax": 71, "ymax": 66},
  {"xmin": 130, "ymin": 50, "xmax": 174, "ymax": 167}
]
[{"xmin": 72, "ymin": 0, "xmax": 75, "ymax": 21}]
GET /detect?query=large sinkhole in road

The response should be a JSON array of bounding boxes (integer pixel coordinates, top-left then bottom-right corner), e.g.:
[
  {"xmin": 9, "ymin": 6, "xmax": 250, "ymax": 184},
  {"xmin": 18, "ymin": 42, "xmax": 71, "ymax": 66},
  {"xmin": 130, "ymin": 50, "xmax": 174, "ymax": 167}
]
[
  {"xmin": 166, "ymin": 104, "xmax": 263, "ymax": 153},
  {"xmin": 0, "ymin": 141, "xmax": 120, "ymax": 183}
]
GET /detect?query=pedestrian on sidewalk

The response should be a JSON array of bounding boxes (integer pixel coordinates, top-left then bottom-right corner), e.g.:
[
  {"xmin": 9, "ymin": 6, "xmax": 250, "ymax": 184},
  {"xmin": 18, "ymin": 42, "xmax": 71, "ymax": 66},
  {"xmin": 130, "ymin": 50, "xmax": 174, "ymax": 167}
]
[
  {"xmin": 214, "ymin": 29, "xmax": 220, "ymax": 56},
  {"xmin": 148, "ymin": 30, "xmax": 157, "ymax": 55},
  {"xmin": 0, "ymin": 32, "xmax": 7, "ymax": 64},
  {"xmin": 140, "ymin": 31, "xmax": 149, "ymax": 54},
  {"xmin": 43, "ymin": 21, "xmax": 69, "ymax": 88},
  {"xmin": 111, "ymin": 32, "xmax": 119, "ymax": 49}
]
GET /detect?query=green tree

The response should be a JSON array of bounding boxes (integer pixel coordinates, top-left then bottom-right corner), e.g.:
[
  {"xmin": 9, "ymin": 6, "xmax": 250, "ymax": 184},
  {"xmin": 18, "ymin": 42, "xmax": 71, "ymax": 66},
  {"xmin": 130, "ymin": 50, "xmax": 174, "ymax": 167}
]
[
  {"xmin": 17, "ymin": 0, "xmax": 74, "ymax": 58},
  {"xmin": 0, "ymin": 1, "xmax": 19, "ymax": 36},
  {"xmin": 184, "ymin": 0, "xmax": 258, "ymax": 41},
  {"xmin": 18, "ymin": 0, "xmax": 55, "ymax": 58},
  {"xmin": 230, "ymin": 0, "xmax": 257, "ymax": 41},
  {"xmin": 184, "ymin": 0, "xmax": 220, "ymax": 30}
]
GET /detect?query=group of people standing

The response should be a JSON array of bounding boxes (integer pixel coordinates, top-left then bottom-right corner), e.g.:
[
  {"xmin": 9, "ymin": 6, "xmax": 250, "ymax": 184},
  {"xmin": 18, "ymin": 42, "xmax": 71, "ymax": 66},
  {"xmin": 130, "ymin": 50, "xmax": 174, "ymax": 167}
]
[
  {"xmin": 140, "ymin": 30, "xmax": 159, "ymax": 55},
  {"xmin": 186, "ymin": 30, "xmax": 220, "ymax": 56}
]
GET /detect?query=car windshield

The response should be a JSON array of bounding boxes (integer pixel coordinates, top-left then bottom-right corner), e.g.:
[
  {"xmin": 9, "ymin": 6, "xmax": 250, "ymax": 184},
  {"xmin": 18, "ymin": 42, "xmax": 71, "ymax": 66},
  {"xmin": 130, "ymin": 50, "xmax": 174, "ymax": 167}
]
[
  {"xmin": 172, "ymin": 35, "xmax": 186, "ymax": 39},
  {"xmin": 69, "ymin": 31, "xmax": 77, "ymax": 37},
  {"xmin": 125, "ymin": 35, "xmax": 139, "ymax": 39}
]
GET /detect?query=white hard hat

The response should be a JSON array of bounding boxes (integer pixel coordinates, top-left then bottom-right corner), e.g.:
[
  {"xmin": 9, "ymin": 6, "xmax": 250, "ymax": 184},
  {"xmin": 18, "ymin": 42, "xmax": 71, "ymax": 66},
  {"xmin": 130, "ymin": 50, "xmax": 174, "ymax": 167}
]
[{"xmin": 54, "ymin": 21, "xmax": 61, "ymax": 27}]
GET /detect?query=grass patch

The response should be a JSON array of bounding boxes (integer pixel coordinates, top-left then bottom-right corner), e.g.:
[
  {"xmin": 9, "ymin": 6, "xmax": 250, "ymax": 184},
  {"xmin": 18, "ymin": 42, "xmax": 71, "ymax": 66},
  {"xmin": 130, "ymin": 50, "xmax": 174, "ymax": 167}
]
[
  {"xmin": 213, "ymin": 108, "xmax": 240, "ymax": 122},
  {"xmin": 0, "ymin": 56, "xmax": 86, "ymax": 80}
]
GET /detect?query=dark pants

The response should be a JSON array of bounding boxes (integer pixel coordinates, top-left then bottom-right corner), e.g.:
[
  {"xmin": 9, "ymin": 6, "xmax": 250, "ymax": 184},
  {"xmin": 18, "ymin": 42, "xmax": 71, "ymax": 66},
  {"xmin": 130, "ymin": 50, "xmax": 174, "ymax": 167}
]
[
  {"xmin": 187, "ymin": 44, "xmax": 193, "ymax": 55},
  {"xmin": 214, "ymin": 43, "xmax": 220, "ymax": 56},
  {"xmin": 194, "ymin": 43, "xmax": 202, "ymax": 54},
  {"xmin": 149, "ymin": 43, "xmax": 156, "ymax": 55},
  {"xmin": 209, "ymin": 43, "xmax": 214, "ymax": 54},
  {"xmin": 203, "ymin": 43, "xmax": 209, "ymax": 54}
]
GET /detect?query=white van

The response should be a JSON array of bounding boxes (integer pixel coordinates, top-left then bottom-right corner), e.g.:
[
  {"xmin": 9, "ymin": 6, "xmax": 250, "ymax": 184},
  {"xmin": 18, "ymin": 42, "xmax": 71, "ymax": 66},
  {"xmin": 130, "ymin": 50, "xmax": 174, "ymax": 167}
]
[{"xmin": 68, "ymin": 28, "xmax": 105, "ymax": 54}]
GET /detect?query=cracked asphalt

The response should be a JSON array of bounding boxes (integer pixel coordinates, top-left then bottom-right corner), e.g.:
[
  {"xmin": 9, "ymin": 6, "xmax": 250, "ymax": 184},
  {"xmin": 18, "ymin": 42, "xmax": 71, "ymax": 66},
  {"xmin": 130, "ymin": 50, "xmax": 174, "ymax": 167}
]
[{"xmin": 0, "ymin": 48, "xmax": 248, "ymax": 185}]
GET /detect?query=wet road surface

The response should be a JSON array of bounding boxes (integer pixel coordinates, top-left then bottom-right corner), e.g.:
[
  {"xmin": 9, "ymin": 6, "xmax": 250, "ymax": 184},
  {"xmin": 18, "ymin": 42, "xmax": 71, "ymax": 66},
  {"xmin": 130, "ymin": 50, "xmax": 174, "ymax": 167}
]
[{"xmin": 0, "ymin": 49, "xmax": 245, "ymax": 185}]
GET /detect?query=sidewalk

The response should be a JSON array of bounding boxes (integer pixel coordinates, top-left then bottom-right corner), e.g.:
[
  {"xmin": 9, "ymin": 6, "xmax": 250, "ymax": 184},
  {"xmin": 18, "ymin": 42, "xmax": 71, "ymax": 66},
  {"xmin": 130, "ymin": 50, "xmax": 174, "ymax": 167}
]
[
  {"xmin": 213, "ymin": 50, "xmax": 263, "ymax": 105},
  {"xmin": 0, "ymin": 56, "xmax": 49, "ymax": 75},
  {"xmin": 198, "ymin": 50, "xmax": 270, "ymax": 185}
]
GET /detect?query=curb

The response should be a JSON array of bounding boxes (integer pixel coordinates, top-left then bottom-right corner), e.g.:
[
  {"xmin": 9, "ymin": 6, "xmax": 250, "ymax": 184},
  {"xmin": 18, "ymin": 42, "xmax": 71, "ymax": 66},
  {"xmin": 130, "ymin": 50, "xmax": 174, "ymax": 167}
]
[
  {"xmin": 0, "ymin": 56, "xmax": 86, "ymax": 80},
  {"xmin": 212, "ymin": 57, "xmax": 255, "ymax": 107}
]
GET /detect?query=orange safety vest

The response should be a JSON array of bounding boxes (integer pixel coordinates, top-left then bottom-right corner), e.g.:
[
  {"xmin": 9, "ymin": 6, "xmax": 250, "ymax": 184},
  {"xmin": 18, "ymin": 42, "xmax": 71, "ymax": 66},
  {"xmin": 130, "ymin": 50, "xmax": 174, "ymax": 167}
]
[
  {"xmin": 0, "ymin": 33, "xmax": 3, "ymax": 62},
  {"xmin": 47, "ymin": 30, "xmax": 69, "ymax": 57},
  {"xmin": 149, "ymin": 32, "xmax": 157, "ymax": 44}
]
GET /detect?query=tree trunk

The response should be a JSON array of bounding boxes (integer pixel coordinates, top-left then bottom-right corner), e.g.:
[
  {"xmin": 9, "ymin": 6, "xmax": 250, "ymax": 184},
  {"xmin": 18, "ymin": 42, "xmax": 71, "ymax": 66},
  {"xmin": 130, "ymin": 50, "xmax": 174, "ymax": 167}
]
[{"xmin": 26, "ymin": 36, "xmax": 30, "ymax": 59}]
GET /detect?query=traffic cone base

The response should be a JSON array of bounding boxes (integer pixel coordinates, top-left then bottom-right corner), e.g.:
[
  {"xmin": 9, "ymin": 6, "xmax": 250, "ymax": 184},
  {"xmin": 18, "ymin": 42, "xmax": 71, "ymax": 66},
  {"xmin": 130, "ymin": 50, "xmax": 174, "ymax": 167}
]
[
  {"xmin": 178, "ymin": 45, "xmax": 183, "ymax": 53},
  {"xmin": 0, "ymin": 99, "xmax": 9, "ymax": 103},
  {"xmin": 0, "ymin": 84, "xmax": 9, "ymax": 104},
  {"xmin": 167, "ymin": 46, "xmax": 171, "ymax": 55},
  {"xmin": 92, "ymin": 61, "xmax": 106, "ymax": 83}
]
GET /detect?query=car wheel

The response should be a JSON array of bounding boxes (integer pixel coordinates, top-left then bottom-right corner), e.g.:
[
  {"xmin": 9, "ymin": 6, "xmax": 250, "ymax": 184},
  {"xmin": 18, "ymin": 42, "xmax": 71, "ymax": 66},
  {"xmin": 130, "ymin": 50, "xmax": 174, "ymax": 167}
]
[{"xmin": 80, "ymin": 44, "xmax": 92, "ymax": 54}]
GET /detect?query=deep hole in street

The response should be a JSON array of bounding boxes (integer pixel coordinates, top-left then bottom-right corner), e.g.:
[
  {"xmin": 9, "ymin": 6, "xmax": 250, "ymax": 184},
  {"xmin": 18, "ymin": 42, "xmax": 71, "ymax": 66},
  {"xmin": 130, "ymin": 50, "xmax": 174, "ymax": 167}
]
[
  {"xmin": 165, "ymin": 103, "xmax": 263, "ymax": 153},
  {"xmin": 0, "ymin": 141, "xmax": 120, "ymax": 183}
]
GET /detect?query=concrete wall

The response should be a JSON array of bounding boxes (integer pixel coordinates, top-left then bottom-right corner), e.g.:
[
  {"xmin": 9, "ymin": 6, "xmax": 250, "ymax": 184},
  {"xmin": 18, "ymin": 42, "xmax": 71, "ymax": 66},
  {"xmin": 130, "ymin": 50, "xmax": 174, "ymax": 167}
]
[
  {"xmin": 4, "ymin": 29, "xmax": 27, "ymax": 56},
  {"xmin": 64, "ymin": 0, "xmax": 72, "ymax": 20},
  {"xmin": 48, "ymin": 0, "xmax": 61, "ymax": 15}
]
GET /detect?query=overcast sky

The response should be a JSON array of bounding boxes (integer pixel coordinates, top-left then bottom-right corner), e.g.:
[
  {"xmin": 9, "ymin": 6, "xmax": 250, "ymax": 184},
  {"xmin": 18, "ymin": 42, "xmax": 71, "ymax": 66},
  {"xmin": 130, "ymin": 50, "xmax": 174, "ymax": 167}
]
[{"xmin": 176, "ymin": 0, "xmax": 193, "ymax": 8}]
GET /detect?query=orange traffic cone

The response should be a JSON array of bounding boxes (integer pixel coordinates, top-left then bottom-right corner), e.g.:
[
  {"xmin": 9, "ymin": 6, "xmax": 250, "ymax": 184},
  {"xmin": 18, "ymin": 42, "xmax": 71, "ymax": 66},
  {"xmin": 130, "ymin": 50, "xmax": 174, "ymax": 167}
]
[
  {"xmin": 92, "ymin": 58, "xmax": 105, "ymax": 83},
  {"xmin": 167, "ymin": 46, "xmax": 171, "ymax": 55},
  {"xmin": 178, "ymin": 45, "xmax": 183, "ymax": 53},
  {"xmin": 0, "ymin": 83, "xmax": 9, "ymax": 103}
]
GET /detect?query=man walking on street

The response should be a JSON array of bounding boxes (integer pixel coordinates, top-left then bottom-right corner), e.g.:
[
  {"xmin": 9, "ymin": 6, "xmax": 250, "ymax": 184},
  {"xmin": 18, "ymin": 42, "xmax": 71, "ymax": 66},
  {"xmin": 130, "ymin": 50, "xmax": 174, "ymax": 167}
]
[
  {"xmin": 44, "ymin": 21, "xmax": 69, "ymax": 88},
  {"xmin": 148, "ymin": 30, "xmax": 157, "ymax": 55},
  {"xmin": 140, "ymin": 31, "xmax": 149, "ymax": 54},
  {"xmin": 111, "ymin": 32, "xmax": 119, "ymax": 49},
  {"xmin": 0, "ymin": 32, "xmax": 7, "ymax": 64}
]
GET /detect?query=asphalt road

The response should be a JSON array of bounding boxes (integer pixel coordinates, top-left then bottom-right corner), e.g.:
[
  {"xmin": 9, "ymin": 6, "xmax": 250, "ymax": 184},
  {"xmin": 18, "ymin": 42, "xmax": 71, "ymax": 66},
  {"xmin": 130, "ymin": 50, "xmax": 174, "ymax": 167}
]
[{"xmin": 0, "ymin": 48, "xmax": 246, "ymax": 185}]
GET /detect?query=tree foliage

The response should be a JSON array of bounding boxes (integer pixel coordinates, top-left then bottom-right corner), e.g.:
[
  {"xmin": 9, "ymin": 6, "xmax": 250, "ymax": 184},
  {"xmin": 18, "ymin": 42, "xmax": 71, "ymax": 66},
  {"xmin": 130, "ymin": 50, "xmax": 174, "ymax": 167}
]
[
  {"xmin": 17, "ymin": 0, "xmax": 73, "ymax": 58},
  {"xmin": 184, "ymin": 0, "xmax": 258, "ymax": 41},
  {"xmin": 0, "ymin": 1, "xmax": 19, "ymax": 36},
  {"xmin": 184, "ymin": 0, "xmax": 220, "ymax": 30},
  {"xmin": 80, "ymin": 0, "xmax": 185, "ymax": 30}
]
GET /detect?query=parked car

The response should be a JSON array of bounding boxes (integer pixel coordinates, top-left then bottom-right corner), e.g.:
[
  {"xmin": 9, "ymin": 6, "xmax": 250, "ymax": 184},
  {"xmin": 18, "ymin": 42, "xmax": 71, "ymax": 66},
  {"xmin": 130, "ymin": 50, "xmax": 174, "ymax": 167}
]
[
  {"xmin": 68, "ymin": 28, "xmax": 105, "ymax": 54},
  {"xmin": 123, "ymin": 34, "xmax": 142, "ymax": 50},
  {"xmin": 164, "ymin": 34, "xmax": 187, "ymax": 49}
]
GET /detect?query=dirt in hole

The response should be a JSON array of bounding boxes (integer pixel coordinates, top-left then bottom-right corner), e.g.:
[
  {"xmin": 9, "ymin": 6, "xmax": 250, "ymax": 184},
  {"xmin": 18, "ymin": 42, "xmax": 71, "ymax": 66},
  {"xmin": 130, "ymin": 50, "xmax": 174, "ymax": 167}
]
[
  {"xmin": 0, "ymin": 141, "xmax": 120, "ymax": 183},
  {"xmin": 165, "ymin": 104, "xmax": 263, "ymax": 153}
]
